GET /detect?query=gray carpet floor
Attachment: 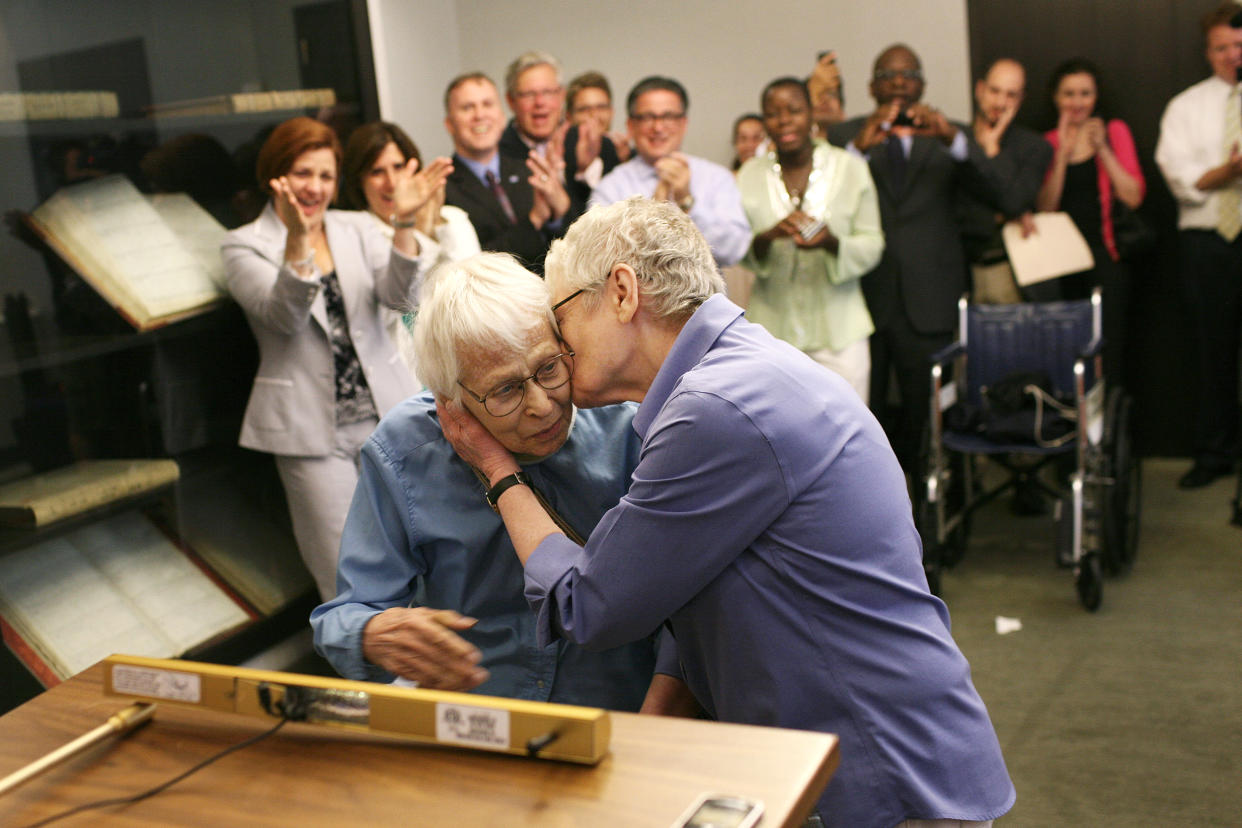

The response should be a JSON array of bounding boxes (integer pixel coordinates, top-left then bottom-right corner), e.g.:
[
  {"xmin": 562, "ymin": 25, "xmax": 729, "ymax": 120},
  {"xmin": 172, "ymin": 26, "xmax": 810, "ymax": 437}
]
[{"xmin": 941, "ymin": 458, "xmax": 1242, "ymax": 826}]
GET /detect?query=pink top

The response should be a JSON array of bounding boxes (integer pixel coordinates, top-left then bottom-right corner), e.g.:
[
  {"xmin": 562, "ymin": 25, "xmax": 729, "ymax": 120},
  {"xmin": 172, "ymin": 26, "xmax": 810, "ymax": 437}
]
[{"xmin": 1044, "ymin": 119, "xmax": 1146, "ymax": 262}]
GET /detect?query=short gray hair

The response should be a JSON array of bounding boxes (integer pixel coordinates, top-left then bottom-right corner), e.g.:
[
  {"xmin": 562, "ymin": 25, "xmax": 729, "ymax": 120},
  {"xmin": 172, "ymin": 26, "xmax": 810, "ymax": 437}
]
[
  {"xmin": 411, "ymin": 253, "xmax": 555, "ymax": 400},
  {"xmin": 504, "ymin": 51, "xmax": 562, "ymax": 97},
  {"xmin": 544, "ymin": 197, "xmax": 724, "ymax": 321}
]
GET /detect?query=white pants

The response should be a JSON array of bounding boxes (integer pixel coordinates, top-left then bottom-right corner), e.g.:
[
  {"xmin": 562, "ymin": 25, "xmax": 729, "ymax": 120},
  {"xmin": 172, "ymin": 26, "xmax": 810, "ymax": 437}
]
[
  {"xmin": 275, "ymin": 417, "xmax": 377, "ymax": 601},
  {"xmin": 806, "ymin": 338, "xmax": 871, "ymax": 405}
]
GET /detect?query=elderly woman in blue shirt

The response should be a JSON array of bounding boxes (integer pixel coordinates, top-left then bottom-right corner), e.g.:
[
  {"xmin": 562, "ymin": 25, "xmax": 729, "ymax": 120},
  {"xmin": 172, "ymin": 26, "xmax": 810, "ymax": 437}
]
[
  {"xmin": 311, "ymin": 252, "xmax": 657, "ymax": 709},
  {"xmin": 738, "ymin": 77, "xmax": 884, "ymax": 402}
]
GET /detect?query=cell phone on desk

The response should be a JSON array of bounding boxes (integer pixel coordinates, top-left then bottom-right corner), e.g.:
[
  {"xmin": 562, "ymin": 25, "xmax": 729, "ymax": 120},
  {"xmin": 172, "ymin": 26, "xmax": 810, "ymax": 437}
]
[{"xmin": 671, "ymin": 793, "xmax": 764, "ymax": 828}]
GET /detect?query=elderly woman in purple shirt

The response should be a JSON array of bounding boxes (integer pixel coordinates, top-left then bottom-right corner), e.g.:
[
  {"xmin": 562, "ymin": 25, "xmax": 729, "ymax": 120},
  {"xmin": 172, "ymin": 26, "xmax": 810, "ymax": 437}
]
[{"xmin": 438, "ymin": 197, "xmax": 1014, "ymax": 828}]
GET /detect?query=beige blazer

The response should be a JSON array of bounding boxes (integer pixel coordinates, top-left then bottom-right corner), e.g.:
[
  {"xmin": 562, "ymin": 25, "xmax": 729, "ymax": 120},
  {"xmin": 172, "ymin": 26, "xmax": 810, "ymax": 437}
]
[{"xmin": 221, "ymin": 204, "xmax": 435, "ymax": 456}]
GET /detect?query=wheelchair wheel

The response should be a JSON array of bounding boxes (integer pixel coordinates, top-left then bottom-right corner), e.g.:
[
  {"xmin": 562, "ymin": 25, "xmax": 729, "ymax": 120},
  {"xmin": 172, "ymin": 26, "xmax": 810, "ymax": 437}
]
[
  {"xmin": 1075, "ymin": 552, "xmax": 1103, "ymax": 612},
  {"xmin": 1102, "ymin": 389, "xmax": 1141, "ymax": 574}
]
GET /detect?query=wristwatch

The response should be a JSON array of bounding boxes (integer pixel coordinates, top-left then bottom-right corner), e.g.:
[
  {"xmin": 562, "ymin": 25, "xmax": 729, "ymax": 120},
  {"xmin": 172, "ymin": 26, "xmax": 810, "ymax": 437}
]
[{"xmin": 484, "ymin": 471, "xmax": 531, "ymax": 511}]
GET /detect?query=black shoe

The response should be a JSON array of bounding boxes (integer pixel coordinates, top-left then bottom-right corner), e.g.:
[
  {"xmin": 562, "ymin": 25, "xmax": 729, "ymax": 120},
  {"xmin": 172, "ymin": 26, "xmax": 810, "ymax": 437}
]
[{"xmin": 1178, "ymin": 461, "xmax": 1233, "ymax": 489}]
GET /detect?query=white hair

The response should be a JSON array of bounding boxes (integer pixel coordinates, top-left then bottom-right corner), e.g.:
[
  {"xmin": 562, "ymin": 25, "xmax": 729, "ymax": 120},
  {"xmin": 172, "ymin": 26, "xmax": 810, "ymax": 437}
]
[
  {"xmin": 410, "ymin": 253, "xmax": 555, "ymax": 400},
  {"xmin": 504, "ymin": 51, "xmax": 562, "ymax": 97},
  {"xmin": 544, "ymin": 197, "xmax": 724, "ymax": 320}
]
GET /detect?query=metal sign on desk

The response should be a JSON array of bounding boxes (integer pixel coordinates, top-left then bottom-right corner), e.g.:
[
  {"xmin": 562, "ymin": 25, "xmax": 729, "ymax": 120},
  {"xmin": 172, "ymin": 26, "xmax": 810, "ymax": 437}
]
[{"xmin": 101, "ymin": 654, "xmax": 611, "ymax": 765}]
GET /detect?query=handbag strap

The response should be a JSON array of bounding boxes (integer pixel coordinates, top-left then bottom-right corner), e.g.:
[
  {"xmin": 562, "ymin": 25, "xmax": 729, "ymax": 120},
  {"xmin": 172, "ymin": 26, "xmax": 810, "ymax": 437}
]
[{"xmin": 1026, "ymin": 384, "xmax": 1077, "ymax": 448}]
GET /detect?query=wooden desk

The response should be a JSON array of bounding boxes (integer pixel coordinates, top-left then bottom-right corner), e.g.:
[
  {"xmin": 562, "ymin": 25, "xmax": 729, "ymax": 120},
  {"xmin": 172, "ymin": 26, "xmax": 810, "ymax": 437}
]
[{"xmin": 0, "ymin": 663, "xmax": 838, "ymax": 826}]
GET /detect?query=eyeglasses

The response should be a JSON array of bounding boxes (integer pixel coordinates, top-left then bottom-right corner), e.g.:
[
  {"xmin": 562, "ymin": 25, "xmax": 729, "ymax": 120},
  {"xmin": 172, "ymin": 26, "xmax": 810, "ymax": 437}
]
[
  {"xmin": 629, "ymin": 111, "xmax": 685, "ymax": 126},
  {"xmin": 551, "ymin": 289, "xmax": 584, "ymax": 313},
  {"xmin": 873, "ymin": 68, "xmax": 923, "ymax": 82},
  {"xmin": 457, "ymin": 352, "xmax": 575, "ymax": 417},
  {"xmin": 572, "ymin": 103, "xmax": 612, "ymax": 116},
  {"xmin": 513, "ymin": 86, "xmax": 563, "ymax": 102}
]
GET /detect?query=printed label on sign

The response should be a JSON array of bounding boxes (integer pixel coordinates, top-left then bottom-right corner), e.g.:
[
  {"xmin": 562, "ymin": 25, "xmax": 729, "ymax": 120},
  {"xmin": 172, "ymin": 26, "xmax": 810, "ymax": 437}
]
[
  {"xmin": 111, "ymin": 665, "xmax": 201, "ymax": 703},
  {"xmin": 435, "ymin": 703, "xmax": 510, "ymax": 750}
]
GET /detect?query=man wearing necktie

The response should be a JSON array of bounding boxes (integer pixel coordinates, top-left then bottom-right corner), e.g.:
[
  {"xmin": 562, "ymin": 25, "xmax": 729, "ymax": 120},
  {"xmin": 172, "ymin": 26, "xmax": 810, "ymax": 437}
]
[
  {"xmin": 499, "ymin": 51, "xmax": 618, "ymax": 209},
  {"xmin": 1156, "ymin": 2, "xmax": 1242, "ymax": 489},
  {"xmin": 829, "ymin": 44, "xmax": 995, "ymax": 473},
  {"xmin": 443, "ymin": 72, "xmax": 570, "ymax": 273}
]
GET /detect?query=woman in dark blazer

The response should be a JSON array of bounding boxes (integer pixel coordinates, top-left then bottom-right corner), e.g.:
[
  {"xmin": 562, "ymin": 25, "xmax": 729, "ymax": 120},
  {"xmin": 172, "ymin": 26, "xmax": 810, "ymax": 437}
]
[{"xmin": 221, "ymin": 116, "xmax": 445, "ymax": 599}]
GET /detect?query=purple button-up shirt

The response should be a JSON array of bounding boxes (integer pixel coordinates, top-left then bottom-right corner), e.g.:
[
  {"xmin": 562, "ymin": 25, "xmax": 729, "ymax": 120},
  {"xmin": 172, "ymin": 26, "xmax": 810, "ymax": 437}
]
[{"xmin": 525, "ymin": 294, "xmax": 1014, "ymax": 827}]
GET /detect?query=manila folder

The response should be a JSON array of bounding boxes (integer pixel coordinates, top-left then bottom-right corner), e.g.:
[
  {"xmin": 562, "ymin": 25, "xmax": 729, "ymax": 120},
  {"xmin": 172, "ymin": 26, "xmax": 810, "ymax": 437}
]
[{"xmin": 1002, "ymin": 212, "xmax": 1094, "ymax": 287}]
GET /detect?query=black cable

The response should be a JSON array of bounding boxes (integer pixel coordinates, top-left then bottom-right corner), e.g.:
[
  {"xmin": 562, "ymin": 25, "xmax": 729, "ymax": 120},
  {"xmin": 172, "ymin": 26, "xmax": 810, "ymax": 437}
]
[{"xmin": 19, "ymin": 717, "xmax": 289, "ymax": 828}]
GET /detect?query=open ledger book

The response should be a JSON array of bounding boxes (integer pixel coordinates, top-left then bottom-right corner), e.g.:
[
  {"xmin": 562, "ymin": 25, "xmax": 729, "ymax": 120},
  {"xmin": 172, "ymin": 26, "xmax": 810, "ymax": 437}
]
[
  {"xmin": 26, "ymin": 175, "xmax": 229, "ymax": 331},
  {"xmin": 0, "ymin": 510, "xmax": 253, "ymax": 685}
]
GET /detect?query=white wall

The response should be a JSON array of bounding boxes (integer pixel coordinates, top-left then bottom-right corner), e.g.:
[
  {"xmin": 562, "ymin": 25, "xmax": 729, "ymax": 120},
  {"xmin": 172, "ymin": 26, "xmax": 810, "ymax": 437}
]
[
  {"xmin": 369, "ymin": 0, "xmax": 462, "ymax": 159},
  {"xmin": 372, "ymin": 0, "xmax": 972, "ymax": 165}
]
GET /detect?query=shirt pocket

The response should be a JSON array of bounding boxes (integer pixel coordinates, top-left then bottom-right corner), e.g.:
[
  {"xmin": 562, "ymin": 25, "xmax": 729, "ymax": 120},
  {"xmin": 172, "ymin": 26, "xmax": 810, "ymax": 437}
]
[{"xmin": 250, "ymin": 376, "xmax": 295, "ymax": 432}]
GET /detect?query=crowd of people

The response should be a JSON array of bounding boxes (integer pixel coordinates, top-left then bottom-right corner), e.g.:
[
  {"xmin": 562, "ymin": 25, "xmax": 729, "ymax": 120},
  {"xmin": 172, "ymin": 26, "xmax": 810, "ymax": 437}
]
[{"xmin": 209, "ymin": 9, "xmax": 1242, "ymax": 826}]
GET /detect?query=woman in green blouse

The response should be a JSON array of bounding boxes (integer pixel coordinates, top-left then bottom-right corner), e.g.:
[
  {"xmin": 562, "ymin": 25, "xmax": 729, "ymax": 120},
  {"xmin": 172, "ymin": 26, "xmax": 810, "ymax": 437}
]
[{"xmin": 737, "ymin": 77, "xmax": 884, "ymax": 402}]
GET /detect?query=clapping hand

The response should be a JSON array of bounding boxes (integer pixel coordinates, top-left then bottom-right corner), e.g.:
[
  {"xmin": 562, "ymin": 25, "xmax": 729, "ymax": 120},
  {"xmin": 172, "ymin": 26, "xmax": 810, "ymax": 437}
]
[
  {"xmin": 527, "ymin": 150, "xmax": 569, "ymax": 228},
  {"xmin": 270, "ymin": 175, "xmax": 314, "ymax": 237},
  {"xmin": 653, "ymin": 153, "xmax": 692, "ymax": 205},
  {"xmin": 391, "ymin": 156, "xmax": 453, "ymax": 225},
  {"xmin": 575, "ymin": 117, "xmax": 604, "ymax": 170}
]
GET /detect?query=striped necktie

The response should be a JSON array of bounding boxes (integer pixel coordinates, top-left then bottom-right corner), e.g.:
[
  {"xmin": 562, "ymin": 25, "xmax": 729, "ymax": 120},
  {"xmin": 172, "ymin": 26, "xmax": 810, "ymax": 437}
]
[
  {"xmin": 1218, "ymin": 84, "xmax": 1242, "ymax": 243},
  {"xmin": 485, "ymin": 170, "xmax": 518, "ymax": 225}
]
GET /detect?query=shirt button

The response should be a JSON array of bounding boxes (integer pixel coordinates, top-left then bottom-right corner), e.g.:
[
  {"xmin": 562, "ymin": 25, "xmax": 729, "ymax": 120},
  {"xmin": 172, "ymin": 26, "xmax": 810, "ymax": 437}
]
[{"xmin": 536, "ymin": 680, "xmax": 545, "ymax": 689}]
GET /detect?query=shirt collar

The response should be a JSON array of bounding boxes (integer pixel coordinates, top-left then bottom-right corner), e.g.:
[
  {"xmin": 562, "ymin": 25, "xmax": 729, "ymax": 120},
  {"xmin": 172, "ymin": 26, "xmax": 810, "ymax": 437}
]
[
  {"xmin": 633, "ymin": 294, "xmax": 744, "ymax": 437},
  {"xmin": 456, "ymin": 152, "xmax": 501, "ymax": 186}
]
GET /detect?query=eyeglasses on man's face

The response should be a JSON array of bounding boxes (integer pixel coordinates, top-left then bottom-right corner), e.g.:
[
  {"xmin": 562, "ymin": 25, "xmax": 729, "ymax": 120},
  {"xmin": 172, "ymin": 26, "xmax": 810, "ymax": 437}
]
[
  {"xmin": 629, "ymin": 111, "xmax": 686, "ymax": 127},
  {"xmin": 458, "ymin": 352, "xmax": 575, "ymax": 417},
  {"xmin": 873, "ymin": 68, "xmax": 923, "ymax": 82},
  {"xmin": 513, "ymin": 86, "xmax": 563, "ymax": 102}
]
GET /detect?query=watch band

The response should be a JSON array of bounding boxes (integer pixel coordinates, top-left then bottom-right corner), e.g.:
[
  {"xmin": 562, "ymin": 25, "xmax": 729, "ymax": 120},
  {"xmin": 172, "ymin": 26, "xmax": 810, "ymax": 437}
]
[{"xmin": 484, "ymin": 471, "xmax": 531, "ymax": 510}]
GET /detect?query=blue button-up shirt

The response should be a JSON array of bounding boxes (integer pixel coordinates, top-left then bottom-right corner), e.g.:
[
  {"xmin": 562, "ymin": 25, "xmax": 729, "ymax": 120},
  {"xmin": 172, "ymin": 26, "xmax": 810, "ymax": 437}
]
[
  {"xmin": 525, "ymin": 295, "xmax": 1015, "ymax": 826},
  {"xmin": 311, "ymin": 393, "xmax": 656, "ymax": 710}
]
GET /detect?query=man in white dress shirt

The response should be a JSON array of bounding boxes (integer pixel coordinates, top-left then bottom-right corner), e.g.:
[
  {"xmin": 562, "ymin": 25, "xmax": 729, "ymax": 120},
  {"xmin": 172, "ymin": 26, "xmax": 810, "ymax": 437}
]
[
  {"xmin": 1155, "ymin": 2, "xmax": 1242, "ymax": 488},
  {"xmin": 590, "ymin": 76, "xmax": 750, "ymax": 268}
]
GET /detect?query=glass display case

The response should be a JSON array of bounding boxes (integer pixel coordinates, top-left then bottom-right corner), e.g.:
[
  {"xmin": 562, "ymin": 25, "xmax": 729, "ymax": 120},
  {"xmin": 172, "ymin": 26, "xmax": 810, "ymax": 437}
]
[{"xmin": 0, "ymin": 0, "xmax": 378, "ymax": 712}]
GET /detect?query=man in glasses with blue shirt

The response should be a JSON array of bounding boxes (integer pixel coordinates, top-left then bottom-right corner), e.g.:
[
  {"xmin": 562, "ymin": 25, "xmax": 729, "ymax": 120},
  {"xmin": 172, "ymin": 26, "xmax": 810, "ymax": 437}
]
[
  {"xmin": 311, "ymin": 252, "xmax": 660, "ymax": 711},
  {"xmin": 590, "ymin": 75, "xmax": 751, "ymax": 268}
]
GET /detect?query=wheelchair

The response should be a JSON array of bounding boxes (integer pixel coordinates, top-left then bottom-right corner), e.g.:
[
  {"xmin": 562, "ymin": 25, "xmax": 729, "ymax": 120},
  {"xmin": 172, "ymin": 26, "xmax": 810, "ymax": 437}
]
[{"xmin": 918, "ymin": 289, "xmax": 1141, "ymax": 611}]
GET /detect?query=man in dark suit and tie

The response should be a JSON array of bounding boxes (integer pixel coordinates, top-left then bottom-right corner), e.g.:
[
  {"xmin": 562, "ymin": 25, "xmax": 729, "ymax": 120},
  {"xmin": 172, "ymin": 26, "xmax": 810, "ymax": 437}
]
[
  {"xmin": 442, "ymin": 72, "xmax": 570, "ymax": 273},
  {"xmin": 829, "ymin": 44, "xmax": 995, "ymax": 471},
  {"xmin": 499, "ymin": 51, "xmax": 619, "ymax": 212}
]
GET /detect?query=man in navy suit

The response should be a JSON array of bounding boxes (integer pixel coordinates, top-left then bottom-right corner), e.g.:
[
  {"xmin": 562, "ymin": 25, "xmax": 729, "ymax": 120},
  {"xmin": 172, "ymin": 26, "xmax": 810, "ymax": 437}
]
[
  {"xmin": 829, "ymin": 44, "xmax": 995, "ymax": 471},
  {"xmin": 443, "ymin": 72, "xmax": 569, "ymax": 273}
]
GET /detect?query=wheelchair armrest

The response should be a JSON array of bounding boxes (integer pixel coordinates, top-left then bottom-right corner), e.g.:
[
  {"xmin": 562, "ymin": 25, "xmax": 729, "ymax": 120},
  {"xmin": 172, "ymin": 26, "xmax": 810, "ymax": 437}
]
[{"xmin": 929, "ymin": 341, "xmax": 965, "ymax": 368}]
